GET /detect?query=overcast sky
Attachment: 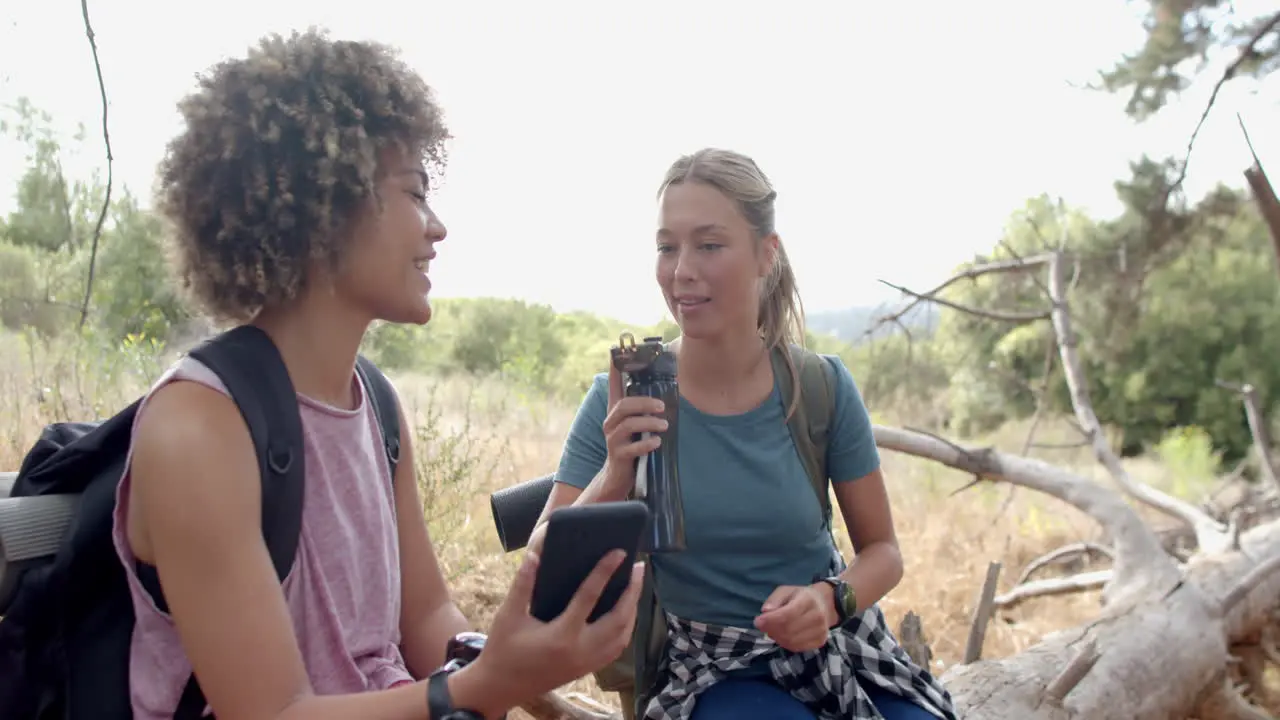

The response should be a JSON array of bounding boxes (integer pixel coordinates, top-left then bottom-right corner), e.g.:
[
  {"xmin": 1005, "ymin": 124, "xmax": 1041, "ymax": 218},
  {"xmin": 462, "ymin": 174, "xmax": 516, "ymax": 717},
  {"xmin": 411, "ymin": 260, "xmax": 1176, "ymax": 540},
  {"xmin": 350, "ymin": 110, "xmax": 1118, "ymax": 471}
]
[{"xmin": 1, "ymin": 0, "xmax": 1277, "ymax": 324}]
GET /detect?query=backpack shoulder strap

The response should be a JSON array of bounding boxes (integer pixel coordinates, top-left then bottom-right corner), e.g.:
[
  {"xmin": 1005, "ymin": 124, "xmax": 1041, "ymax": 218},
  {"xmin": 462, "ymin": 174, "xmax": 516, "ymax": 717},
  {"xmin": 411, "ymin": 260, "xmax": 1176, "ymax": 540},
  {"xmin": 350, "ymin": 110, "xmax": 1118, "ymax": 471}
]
[
  {"xmin": 355, "ymin": 354, "xmax": 402, "ymax": 485},
  {"xmin": 174, "ymin": 325, "xmax": 307, "ymax": 719},
  {"xmin": 186, "ymin": 325, "xmax": 306, "ymax": 582},
  {"xmin": 771, "ymin": 344, "xmax": 837, "ymax": 523}
]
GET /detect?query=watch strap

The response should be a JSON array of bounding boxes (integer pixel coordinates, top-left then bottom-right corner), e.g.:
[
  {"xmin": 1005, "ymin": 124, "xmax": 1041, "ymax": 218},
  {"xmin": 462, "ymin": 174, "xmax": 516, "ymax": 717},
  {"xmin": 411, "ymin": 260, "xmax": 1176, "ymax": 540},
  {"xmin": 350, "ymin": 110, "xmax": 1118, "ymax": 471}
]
[
  {"xmin": 821, "ymin": 576, "xmax": 853, "ymax": 625},
  {"xmin": 427, "ymin": 662, "xmax": 484, "ymax": 720}
]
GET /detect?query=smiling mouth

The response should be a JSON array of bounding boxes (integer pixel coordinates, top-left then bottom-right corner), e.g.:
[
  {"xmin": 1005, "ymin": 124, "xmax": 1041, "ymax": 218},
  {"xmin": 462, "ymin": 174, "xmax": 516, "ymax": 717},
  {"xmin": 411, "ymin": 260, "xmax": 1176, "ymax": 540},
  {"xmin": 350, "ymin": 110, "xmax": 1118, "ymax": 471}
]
[{"xmin": 676, "ymin": 297, "xmax": 709, "ymax": 307}]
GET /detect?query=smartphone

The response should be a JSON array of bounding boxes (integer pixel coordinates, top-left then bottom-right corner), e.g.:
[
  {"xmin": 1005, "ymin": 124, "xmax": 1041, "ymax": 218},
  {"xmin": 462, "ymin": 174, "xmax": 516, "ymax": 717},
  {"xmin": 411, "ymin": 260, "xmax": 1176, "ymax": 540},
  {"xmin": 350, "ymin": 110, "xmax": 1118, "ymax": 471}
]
[{"xmin": 529, "ymin": 500, "xmax": 650, "ymax": 624}]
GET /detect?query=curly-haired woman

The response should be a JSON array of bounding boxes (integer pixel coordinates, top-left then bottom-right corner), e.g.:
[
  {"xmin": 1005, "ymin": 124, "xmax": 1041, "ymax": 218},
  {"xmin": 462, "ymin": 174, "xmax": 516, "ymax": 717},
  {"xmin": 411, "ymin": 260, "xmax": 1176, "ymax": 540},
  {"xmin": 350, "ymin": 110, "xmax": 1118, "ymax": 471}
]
[
  {"xmin": 110, "ymin": 29, "xmax": 642, "ymax": 720},
  {"xmin": 534, "ymin": 149, "xmax": 957, "ymax": 720}
]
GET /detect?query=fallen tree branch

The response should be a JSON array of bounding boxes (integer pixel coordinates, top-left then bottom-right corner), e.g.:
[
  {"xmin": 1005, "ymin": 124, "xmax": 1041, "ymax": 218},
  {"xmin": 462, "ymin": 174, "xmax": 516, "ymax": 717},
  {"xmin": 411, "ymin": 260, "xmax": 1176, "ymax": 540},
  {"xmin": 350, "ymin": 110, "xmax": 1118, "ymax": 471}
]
[
  {"xmin": 1016, "ymin": 541, "xmax": 1114, "ymax": 586},
  {"xmin": 994, "ymin": 570, "xmax": 1112, "ymax": 609},
  {"xmin": 936, "ymin": 518, "xmax": 1280, "ymax": 719},
  {"xmin": 1045, "ymin": 252, "xmax": 1229, "ymax": 551},
  {"xmin": 872, "ymin": 425, "xmax": 1179, "ymax": 602}
]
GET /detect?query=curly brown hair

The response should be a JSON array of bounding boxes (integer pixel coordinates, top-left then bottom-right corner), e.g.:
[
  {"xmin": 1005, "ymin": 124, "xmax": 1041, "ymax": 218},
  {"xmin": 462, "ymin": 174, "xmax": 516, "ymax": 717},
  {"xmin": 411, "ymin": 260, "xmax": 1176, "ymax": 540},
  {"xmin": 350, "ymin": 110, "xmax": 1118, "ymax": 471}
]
[{"xmin": 155, "ymin": 28, "xmax": 449, "ymax": 324}]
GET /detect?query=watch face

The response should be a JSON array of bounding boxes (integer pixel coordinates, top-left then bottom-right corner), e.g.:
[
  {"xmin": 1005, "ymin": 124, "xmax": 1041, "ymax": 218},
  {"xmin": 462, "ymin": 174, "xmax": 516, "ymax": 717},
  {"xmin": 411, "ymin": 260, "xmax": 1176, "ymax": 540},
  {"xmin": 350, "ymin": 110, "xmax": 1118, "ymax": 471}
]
[{"xmin": 839, "ymin": 583, "xmax": 856, "ymax": 616}]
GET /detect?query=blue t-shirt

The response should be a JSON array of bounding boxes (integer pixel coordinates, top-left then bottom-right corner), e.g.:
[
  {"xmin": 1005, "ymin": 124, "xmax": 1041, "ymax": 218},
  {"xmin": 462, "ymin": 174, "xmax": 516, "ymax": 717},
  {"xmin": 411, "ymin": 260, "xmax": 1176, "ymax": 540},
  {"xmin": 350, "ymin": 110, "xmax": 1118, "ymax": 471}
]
[{"xmin": 554, "ymin": 353, "xmax": 881, "ymax": 629}]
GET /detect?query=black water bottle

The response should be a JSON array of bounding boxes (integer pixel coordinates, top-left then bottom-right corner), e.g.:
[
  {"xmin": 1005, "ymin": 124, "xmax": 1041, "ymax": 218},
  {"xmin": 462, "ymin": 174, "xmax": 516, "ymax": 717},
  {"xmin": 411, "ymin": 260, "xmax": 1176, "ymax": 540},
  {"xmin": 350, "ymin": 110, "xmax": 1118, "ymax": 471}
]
[{"xmin": 610, "ymin": 333, "xmax": 686, "ymax": 553}]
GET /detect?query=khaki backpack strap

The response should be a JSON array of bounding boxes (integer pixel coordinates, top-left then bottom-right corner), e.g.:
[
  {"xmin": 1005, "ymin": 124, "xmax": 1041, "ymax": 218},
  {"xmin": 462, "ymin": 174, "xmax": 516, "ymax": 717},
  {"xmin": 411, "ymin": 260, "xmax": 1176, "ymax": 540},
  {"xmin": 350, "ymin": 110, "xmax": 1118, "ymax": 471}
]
[{"xmin": 771, "ymin": 344, "xmax": 837, "ymax": 524}]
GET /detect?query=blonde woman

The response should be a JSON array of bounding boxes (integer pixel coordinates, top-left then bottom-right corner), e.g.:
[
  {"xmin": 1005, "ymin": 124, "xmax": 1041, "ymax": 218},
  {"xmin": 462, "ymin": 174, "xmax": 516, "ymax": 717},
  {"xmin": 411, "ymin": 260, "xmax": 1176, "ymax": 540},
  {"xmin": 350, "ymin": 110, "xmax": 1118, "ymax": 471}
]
[{"xmin": 535, "ymin": 149, "xmax": 956, "ymax": 720}]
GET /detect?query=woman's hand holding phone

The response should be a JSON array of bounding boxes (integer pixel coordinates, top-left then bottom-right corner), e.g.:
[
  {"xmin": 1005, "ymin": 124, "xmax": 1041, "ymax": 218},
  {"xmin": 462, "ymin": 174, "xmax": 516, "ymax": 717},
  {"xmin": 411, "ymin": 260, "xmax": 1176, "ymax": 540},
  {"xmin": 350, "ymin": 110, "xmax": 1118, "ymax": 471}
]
[{"xmin": 459, "ymin": 549, "xmax": 644, "ymax": 717}]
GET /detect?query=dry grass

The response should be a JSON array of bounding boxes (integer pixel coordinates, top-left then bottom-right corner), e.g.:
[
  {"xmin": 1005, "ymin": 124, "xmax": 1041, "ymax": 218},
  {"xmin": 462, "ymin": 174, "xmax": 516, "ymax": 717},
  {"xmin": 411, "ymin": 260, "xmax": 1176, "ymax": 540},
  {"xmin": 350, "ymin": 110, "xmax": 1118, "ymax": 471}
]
[{"xmin": 0, "ymin": 335, "xmax": 1242, "ymax": 716}]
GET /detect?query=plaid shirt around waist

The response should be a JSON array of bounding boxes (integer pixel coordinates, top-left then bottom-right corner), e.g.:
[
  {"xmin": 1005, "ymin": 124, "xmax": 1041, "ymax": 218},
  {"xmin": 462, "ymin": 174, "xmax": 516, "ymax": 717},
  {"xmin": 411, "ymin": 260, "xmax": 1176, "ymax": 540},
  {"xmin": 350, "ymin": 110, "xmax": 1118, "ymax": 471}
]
[{"xmin": 642, "ymin": 604, "xmax": 958, "ymax": 720}]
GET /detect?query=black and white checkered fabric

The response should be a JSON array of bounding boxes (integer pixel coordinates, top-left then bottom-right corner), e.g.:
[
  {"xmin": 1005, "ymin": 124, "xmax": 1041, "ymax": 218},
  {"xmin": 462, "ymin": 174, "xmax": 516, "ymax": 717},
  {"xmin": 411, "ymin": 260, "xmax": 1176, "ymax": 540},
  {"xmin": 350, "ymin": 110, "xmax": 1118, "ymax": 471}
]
[{"xmin": 641, "ymin": 603, "xmax": 958, "ymax": 720}]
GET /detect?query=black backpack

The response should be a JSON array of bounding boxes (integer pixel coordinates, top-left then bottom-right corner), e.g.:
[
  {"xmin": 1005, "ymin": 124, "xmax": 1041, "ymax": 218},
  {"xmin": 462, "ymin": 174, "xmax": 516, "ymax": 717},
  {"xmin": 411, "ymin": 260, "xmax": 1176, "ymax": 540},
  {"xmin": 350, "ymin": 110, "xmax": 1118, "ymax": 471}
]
[{"xmin": 0, "ymin": 324, "xmax": 402, "ymax": 720}]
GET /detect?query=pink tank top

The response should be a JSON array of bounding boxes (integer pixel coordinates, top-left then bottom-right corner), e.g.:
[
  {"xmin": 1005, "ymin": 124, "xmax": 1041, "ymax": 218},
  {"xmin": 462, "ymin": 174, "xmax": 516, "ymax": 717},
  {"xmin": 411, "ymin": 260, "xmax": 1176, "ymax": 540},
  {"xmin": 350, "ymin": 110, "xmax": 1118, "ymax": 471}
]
[{"xmin": 110, "ymin": 355, "xmax": 412, "ymax": 718}]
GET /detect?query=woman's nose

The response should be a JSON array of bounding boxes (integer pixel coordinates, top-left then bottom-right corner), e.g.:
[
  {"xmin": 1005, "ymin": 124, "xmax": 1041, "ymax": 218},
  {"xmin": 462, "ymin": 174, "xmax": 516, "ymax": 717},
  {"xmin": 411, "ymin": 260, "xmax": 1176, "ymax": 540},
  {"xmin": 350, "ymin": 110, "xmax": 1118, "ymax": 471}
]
[
  {"xmin": 672, "ymin": 246, "xmax": 697, "ymax": 282},
  {"xmin": 424, "ymin": 208, "xmax": 447, "ymax": 243}
]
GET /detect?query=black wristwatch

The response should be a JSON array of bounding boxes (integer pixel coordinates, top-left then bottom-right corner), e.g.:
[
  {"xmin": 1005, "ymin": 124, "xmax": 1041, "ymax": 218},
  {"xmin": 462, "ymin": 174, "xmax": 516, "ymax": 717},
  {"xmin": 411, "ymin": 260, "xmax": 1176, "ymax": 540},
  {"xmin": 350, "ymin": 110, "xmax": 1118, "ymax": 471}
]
[
  {"xmin": 820, "ymin": 576, "xmax": 857, "ymax": 626},
  {"xmin": 427, "ymin": 660, "xmax": 484, "ymax": 720}
]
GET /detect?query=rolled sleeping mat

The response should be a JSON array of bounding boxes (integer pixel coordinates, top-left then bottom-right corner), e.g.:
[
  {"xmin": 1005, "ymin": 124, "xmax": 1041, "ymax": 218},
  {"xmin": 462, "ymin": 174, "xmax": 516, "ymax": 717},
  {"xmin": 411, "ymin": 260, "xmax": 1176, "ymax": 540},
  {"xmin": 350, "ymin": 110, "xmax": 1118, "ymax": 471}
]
[
  {"xmin": 0, "ymin": 472, "xmax": 80, "ymax": 613},
  {"xmin": 489, "ymin": 473, "xmax": 555, "ymax": 553}
]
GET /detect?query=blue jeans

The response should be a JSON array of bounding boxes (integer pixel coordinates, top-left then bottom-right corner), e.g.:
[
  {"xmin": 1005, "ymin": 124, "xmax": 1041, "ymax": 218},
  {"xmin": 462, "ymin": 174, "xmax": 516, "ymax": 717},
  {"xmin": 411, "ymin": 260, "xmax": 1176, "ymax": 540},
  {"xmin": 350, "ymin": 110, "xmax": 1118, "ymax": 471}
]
[{"xmin": 689, "ymin": 677, "xmax": 936, "ymax": 720}]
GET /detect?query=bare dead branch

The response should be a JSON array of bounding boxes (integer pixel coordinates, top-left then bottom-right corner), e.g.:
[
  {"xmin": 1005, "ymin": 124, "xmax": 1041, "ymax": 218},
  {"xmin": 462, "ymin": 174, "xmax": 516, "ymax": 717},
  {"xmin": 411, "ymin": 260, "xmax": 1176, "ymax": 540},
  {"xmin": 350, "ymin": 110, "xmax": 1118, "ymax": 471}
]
[
  {"xmin": 1170, "ymin": 10, "xmax": 1280, "ymax": 196},
  {"xmin": 1016, "ymin": 542, "xmax": 1115, "ymax": 586},
  {"xmin": 994, "ymin": 570, "xmax": 1112, "ymax": 609},
  {"xmin": 998, "ymin": 237, "xmax": 1054, "ymax": 301},
  {"xmin": 863, "ymin": 253, "xmax": 1053, "ymax": 341},
  {"xmin": 1046, "ymin": 253, "xmax": 1230, "ymax": 551},
  {"xmin": 77, "ymin": 0, "xmax": 113, "ymax": 331},
  {"xmin": 963, "ymin": 561, "xmax": 1002, "ymax": 663},
  {"xmin": 872, "ymin": 425, "xmax": 1179, "ymax": 600},
  {"xmin": 947, "ymin": 477, "xmax": 984, "ymax": 497},
  {"xmin": 1216, "ymin": 380, "xmax": 1280, "ymax": 491},
  {"xmin": 1238, "ymin": 113, "xmax": 1280, "ymax": 277},
  {"xmin": 877, "ymin": 278, "xmax": 1052, "ymax": 323},
  {"xmin": 1043, "ymin": 638, "xmax": 1099, "ymax": 704}
]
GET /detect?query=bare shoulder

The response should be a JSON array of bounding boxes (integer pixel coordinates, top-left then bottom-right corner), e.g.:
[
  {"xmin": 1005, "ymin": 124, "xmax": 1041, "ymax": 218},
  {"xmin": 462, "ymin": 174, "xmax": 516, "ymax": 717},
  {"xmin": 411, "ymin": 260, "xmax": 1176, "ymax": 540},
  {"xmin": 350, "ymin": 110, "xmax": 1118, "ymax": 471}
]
[{"xmin": 129, "ymin": 379, "xmax": 262, "ymax": 564}]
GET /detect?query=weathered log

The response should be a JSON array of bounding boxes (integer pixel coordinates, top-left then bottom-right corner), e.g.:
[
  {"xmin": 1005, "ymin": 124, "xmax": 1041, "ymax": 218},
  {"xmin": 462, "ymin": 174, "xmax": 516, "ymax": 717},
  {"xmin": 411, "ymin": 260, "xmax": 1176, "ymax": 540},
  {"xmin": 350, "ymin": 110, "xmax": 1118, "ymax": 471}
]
[
  {"xmin": 878, "ymin": 424, "xmax": 1280, "ymax": 719},
  {"xmin": 864, "ymin": 249, "xmax": 1280, "ymax": 718}
]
